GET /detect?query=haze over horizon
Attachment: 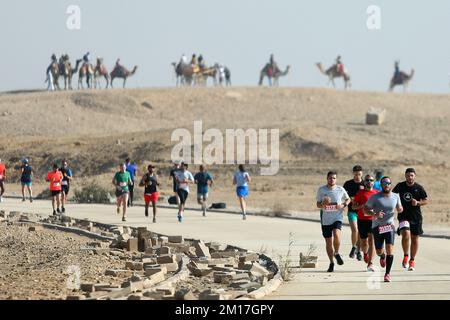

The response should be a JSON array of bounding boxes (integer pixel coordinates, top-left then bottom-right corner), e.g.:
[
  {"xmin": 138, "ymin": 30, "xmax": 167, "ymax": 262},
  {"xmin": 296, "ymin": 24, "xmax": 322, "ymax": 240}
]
[{"xmin": 1, "ymin": 0, "xmax": 450, "ymax": 93}]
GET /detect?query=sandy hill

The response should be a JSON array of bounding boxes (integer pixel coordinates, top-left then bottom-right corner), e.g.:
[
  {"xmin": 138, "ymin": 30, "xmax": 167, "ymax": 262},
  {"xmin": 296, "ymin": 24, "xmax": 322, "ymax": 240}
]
[{"xmin": 0, "ymin": 87, "xmax": 449, "ymax": 224}]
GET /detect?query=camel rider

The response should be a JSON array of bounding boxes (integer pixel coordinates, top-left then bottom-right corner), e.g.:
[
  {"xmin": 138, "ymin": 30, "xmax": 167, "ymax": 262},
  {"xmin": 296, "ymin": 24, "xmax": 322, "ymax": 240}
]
[
  {"xmin": 394, "ymin": 61, "xmax": 401, "ymax": 80},
  {"xmin": 191, "ymin": 54, "xmax": 198, "ymax": 66},
  {"xmin": 83, "ymin": 52, "xmax": 90, "ymax": 64},
  {"xmin": 47, "ymin": 54, "xmax": 57, "ymax": 74},
  {"xmin": 198, "ymin": 55, "xmax": 206, "ymax": 70},
  {"xmin": 336, "ymin": 55, "xmax": 344, "ymax": 75},
  {"xmin": 269, "ymin": 54, "xmax": 278, "ymax": 75},
  {"xmin": 116, "ymin": 59, "xmax": 124, "ymax": 69},
  {"xmin": 180, "ymin": 53, "xmax": 188, "ymax": 65}
]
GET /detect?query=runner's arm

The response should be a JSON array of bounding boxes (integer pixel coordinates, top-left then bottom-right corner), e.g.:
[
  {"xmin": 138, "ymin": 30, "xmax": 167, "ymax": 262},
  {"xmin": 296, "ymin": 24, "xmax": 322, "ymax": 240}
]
[{"xmin": 412, "ymin": 198, "xmax": 428, "ymax": 207}]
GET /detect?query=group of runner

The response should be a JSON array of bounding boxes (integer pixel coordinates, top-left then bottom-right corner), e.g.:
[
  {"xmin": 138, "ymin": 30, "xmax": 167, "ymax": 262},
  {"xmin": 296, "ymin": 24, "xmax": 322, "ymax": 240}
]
[
  {"xmin": 316, "ymin": 166, "xmax": 428, "ymax": 282},
  {"xmin": 113, "ymin": 160, "xmax": 251, "ymax": 223}
]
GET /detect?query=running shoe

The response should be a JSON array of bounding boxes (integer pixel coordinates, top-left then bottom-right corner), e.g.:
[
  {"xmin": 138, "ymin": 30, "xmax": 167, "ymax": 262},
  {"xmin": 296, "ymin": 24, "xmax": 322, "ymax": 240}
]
[
  {"xmin": 242, "ymin": 214, "xmax": 247, "ymax": 220},
  {"xmin": 327, "ymin": 262, "xmax": 334, "ymax": 272},
  {"xmin": 22, "ymin": 198, "xmax": 26, "ymax": 202},
  {"xmin": 349, "ymin": 247, "xmax": 356, "ymax": 258},
  {"xmin": 384, "ymin": 273, "xmax": 392, "ymax": 282},
  {"xmin": 57, "ymin": 208, "xmax": 61, "ymax": 214},
  {"xmin": 62, "ymin": 207, "xmax": 65, "ymax": 213},
  {"xmin": 367, "ymin": 263, "xmax": 375, "ymax": 272},
  {"xmin": 53, "ymin": 210, "xmax": 57, "ymax": 216},
  {"xmin": 153, "ymin": 217, "xmax": 156, "ymax": 223},
  {"xmin": 30, "ymin": 198, "xmax": 33, "ymax": 203},
  {"xmin": 408, "ymin": 260, "xmax": 415, "ymax": 271},
  {"xmin": 380, "ymin": 254, "xmax": 386, "ymax": 268},
  {"xmin": 356, "ymin": 251, "xmax": 363, "ymax": 261},
  {"xmin": 122, "ymin": 217, "xmax": 126, "ymax": 222},
  {"xmin": 364, "ymin": 253, "xmax": 369, "ymax": 264},
  {"xmin": 177, "ymin": 215, "xmax": 182, "ymax": 223},
  {"xmin": 335, "ymin": 253, "xmax": 344, "ymax": 265},
  {"xmin": 402, "ymin": 255, "xmax": 409, "ymax": 269}
]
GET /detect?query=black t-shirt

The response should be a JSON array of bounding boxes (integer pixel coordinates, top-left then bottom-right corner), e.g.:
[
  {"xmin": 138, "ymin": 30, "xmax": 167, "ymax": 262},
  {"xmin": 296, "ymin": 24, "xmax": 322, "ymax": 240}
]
[
  {"xmin": 169, "ymin": 168, "xmax": 179, "ymax": 189},
  {"xmin": 142, "ymin": 173, "xmax": 158, "ymax": 194},
  {"xmin": 393, "ymin": 181, "xmax": 428, "ymax": 223},
  {"xmin": 343, "ymin": 179, "xmax": 364, "ymax": 212}
]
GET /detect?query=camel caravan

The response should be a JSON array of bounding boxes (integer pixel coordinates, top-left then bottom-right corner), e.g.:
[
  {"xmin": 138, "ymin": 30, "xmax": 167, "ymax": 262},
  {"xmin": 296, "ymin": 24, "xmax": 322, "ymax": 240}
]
[
  {"xmin": 45, "ymin": 52, "xmax": 415, "ymax": 92},
  {"xmin": 172, "ymin": 54, "xmax": 231, "ymax": 87},
  {"xmin": 46, "ymin": 52, "xmax": 138, "ymax": 91}
]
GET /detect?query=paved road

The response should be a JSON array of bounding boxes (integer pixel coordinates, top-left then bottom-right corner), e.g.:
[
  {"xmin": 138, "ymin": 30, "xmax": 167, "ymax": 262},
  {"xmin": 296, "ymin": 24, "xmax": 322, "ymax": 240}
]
[{"xmin": 2, "ymin": 199, "xmax": 450, "ymax": 299}]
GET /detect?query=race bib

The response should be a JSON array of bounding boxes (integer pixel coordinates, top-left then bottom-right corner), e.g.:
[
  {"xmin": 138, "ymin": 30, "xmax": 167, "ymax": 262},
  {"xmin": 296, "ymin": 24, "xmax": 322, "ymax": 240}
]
[
  {"xmin": 399, "ymin": 221, "xmax": 410, "ymax": 229},
  {"xmin": 0, "ymin": 174, "xmax": 3, "ymax": 180},
  {"xmin": 323, "ymin": 204, "xmax": 337, "ymax": 212},
  {"xmin": 54, "ymin": 182, "xmax": 60, "ymax": 187},
  {"xmin": 61, "ymin": 181, "xmax": 68, "ymax": 186},
  {"xmin": 378, "ymin": 224, "xmax": 393, "ymax": 234},
  {"xmin": 119, "ymin": 182, "xmax": 127, "ymax": 187}
]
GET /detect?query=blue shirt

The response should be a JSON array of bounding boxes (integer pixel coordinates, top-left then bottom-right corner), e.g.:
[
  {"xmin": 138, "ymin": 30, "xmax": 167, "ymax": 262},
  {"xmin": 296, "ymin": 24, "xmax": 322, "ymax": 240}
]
[
  {"xmin": 373, "ymin": 181, "xmax": 382, "ymax": 191},
  {"xmin": 21, "ymin": 165, "xmax": 33, "ymax": 183},
  {"xmin": 126, "ymin": 163, "xmax": 137, "ymax": 181},
  {"xmin": 194, "ymin": 172, "xmax": 213, "ymax": 194}
]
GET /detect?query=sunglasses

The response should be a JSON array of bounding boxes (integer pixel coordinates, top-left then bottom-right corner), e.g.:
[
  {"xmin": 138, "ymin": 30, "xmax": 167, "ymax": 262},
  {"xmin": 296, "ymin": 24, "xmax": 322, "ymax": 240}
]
[
  {"xmin": 365, "ymin": 179, "xmax": 374, "ymax": 182},
  {"xmin": 381, "ymin": 181, "xmax": 392, "ymax": 186}
]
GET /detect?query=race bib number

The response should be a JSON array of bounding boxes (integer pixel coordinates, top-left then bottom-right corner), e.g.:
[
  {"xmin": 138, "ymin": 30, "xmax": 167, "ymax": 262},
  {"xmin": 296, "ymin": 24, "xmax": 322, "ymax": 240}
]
[
  {"xmin": 61, "ymin": 181, "xmax": 68, "ymax": 186},
  {"xmin": 399, "ymin": 221, "xmax": 410, "ymax": 229},
  {"xmin": 378, "ymin": 224, "xmax": 393, "ymax": 234},
  {"xmin": 323, "ymin": 205, "xmax": 337, "ymax": 212},
  {"xmin": 54, "ymin": 182, "xmax": 60, "ymax": 187},
  {"xmin": 119, "ymin": 182, "xmax": 127, "ymax": 187}
]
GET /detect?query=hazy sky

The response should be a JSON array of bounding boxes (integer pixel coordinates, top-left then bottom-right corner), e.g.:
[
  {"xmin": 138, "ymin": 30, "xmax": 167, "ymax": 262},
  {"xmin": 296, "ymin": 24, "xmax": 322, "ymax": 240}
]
[{"xmin": 1, "ymin": 0, "xmax": 450, "ymax": 93}]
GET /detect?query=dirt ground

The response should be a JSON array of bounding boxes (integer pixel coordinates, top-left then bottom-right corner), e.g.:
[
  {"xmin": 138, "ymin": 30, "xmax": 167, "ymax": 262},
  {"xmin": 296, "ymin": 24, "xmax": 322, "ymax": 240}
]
[{"xmin": 1, "ymin": 87, "xmax": 449, "ymax": 226}]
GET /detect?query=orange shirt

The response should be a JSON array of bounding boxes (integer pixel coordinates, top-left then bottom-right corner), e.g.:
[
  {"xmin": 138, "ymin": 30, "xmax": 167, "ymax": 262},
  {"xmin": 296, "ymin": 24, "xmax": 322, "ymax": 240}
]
[
  {"xmin": 0, "ymin": 163, "xmax": 5, "ymax": 180},
  {"xmin": 46, "ymin": 171, "xmax": 64, "ymax": 191}
]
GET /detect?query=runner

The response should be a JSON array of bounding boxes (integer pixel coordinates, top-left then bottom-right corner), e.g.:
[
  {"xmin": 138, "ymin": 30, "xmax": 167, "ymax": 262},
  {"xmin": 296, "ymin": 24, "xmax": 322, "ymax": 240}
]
[
  {"xmin": 125, "ymin": 158, "xmax": 137, "ymax": 207},
  {"xmin": 0, "ymin": 158, "xmax": 6, "ymax": 202},
  {"xmin": 20, "ymin": 158, "xmax": 34, "ymax": 202},
  {"xmin": 364, "ymin": 176, "xmax": 403, "ymax": 282},
  {"xmin": 393, "ymin": 168, "xmax": 428, "ymax": 271},
  {"xmin": 45, "ymin": 163, "xmax": 64, "ymax": 215},
  {"xmin": 373, "ymin": 170, "xmax": 384, "ymax": 191},
  {"xmin": 316, "ymin": 171, "xmax": 350, "ymax": 272},
  {"xmin": 233, "ymin": 165, "xmax": 251, "ymax": 220},
  {"xmin": 343, "ymin": 165, "xmax": 364, "ymax": 260},
  {"xmin": 112, "ymin": 163, "xmax": 132, "ymax": 222},
  {"xmin": 194, "ymin": 165, "xmax": 214, "ymax": 217},
  {"xmin": 139, "ymin": 164, "xmax": 160, "ymax": 223},
  {"xmin": 353, "ymin": 174, "xmax": 379, "ymax": 271},
  {"xmin": 169, "ymin": 161, "xmax": 181, "ymax": 205},
  {"xmin": 175, "ymin": 162, "xmax": 194, "ymax": 222},
  {"xmin": 59, "ymin": 159, "xmax": 73, "ymax": 213}
]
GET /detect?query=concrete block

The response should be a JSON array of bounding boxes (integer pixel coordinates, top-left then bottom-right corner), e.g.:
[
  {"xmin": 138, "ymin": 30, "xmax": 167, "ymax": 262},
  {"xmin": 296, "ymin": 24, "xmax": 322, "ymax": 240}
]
[
  {"xmin": 80, "ymin": 283, "xmax": 95, "ymax": 292},
  {"xmin": 145, "ymin": 266, "xmax": 167, "ymax": 276},
  {"xmin": 159, "ymin": 246, "xmax": 171, "ymax": 255},
  {"xmin": 66, "ymin": 295, "xmax": 86, "ymax": 300},
  {"xmin": 149, "ymin": 270, "xmax": 166, "ymax": 284},
  {"xmin": 119, "ymin": 233, "xmax": 131, "ymax": 242},
  {"xmin": 239, "ymin": 252, "xmax": 259, "ymax": 263},
  {"xmin": 163, "ymin": 262, "xmax": 179, "ymax": 272},
  {"xmin": 213, "ymin": 272, "xmax": 236, "ymax": 284},
  {"xmin": 127, "ymin": 238, "xmax": 139, "ymax": 252},
  {"xmin": 168, "ymin": 235, "xmax": 183, "ymax": 243},
  {"xmin": 105, "ymin": 269, "xmax": 133, "ymax": 277},
  {"xmin": 366, "ymin": 109, "xmax": 386, "ymax": 125},
  {"xmin": 127, "ymin": 294, "xmax": 143, "ymax": 300},
  {"xmin": 156, "ymin": 254, "xmax": 176, "ymax": 264},
  {"xmin": 175, "ymin": 289, "xmax": 196, "ymax": 300},
  {"xmin": 250, "ymin": 262, "xmax": 270, "ymax": 277},
  {"xmin": 125, "ymin": 261, "xmax": 143, "ymax": 271},
  {"xmin": 143, "ymin": 291, "xmax": 165, "ymax": 299},
  {"xmin": 28, "ymin": 225, "xmax": 43, "ymax": 232},
  {"xmin": 194, "ymin": 241, "xmax": 211, "ymax": 258},
  {"xmin": 156, "ymin": 286, "xmax": 175, "ymax": 296}
]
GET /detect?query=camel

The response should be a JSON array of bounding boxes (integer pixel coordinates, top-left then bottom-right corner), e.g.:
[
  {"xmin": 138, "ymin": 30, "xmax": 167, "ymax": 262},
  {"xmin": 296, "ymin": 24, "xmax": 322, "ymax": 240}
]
[
  {"xmin": 258, "ymin": 64, "xmax": 290, "ymax": 87},
  {"xmin": 316, "ymin": 62, "xmax": 351, "ymax": 89},
  {"xmin": 61, "ymin": 57, "xmax": 81, "ymax": 90},
  {"xmin": 78, "ymin": 62, "xmax": 95, "ymax": 89},
  {"xmin": 389, "ymin": 69, "xmax": 414, "ymax": 92},
  {"xmin": 172, "ymin": 62, "xmax": 199, "ymax": 86},
  {"xmin": 110, "ymin": 64, "xmax": 137, "ymax": 89},
  {"xmin": 94, "ymin": 58, "xmax": 110, "ymax": 89},
  {"xmin": 196, "ymin": 66, "xmax": 218, "ymax": 86}
]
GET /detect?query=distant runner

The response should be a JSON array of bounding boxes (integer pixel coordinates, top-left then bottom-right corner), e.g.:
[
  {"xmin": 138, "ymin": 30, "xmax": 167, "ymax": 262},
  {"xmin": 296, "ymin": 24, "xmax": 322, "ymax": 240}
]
[
  {"xmin": 343, "ymin": 165, "xmax": 364, "ymax": 260},
  {"xmin": 125, "ymin": 158, "xmax": 137, "ymax": 207},
  {"xmin": 113, "ymin": 163, "xmax": 132, "ymax": 222},
  {"xmin": 233, "ymin": 165, "xmax": 251, "ymax": 220},
  {"xmin": 393, "ymin": 168, "xmax": 428, "ymax": 271},
  {"xmin": 194, "ymin": 165, "xmax": 214, "ymax": 217},
  {"xmin": 0, "ymin": 158, "xmax": 6, "ymax": 202},
  {"xmin": 139, "ymin": 164, "xmax": 160, "ymax": 223},
  {"xmin": 365, "ymin": 176, "xmax": 403, "ymax": 282},
  {"xmin": 353, "ymin": 174, "xmax": 379, "ymax": 271},
  {"xmin": 316, "ymin": 171, "xmax": 350, "ymax": 272},
  {"xmin": 20, "ymin": 158, "xmax": 34, "ymax": 203},
  {"xmin": 175, "ymin": 162, "xmax": 195, "ymax": 222},
  {"xmin": 59, "ymin": 159, "xmax": 73, "ymax": 213},
  {"xmin": 169, "ymin": 161, "xmax": 181, "ymax": 205},
  {"xmin": 46, "ymin": 164, "xmax": 64, "ymax": 215}
]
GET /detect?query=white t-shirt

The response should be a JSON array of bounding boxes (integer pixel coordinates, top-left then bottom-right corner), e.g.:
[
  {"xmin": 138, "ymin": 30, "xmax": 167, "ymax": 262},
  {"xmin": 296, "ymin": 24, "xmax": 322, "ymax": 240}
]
[
  {"xmin": 175, "ymin": 170, "xmax": 194, "ymax": 193},
  {"xmin": 316, "ymin": 185, "xmax": 350, "ymax": 226},
  {"xmin": 235, "ymin": 171, "xmax": 250, "ymax": 187}
]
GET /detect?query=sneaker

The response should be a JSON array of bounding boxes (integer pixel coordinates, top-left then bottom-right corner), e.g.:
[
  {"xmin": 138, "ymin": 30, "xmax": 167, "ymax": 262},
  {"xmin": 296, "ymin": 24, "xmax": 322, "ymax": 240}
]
[
  {"xmin": 384, "ymin": 273, "xmax": 392, "ymax": 282},
  {"xmin": 408, "ymin": 260, "xmax": 415, "ymax": 271},
  {"xmin": 364, "ymin": 253, "xmax": 369, "ymax": 264},
  {"xmin": 349, "ymin": 247, "xmax": 356, "ymax": 258},
  {"xmin": 152, "ymin": 217, "xmax": 156, "ymax": 223},
  {"xmin": 327, "ymin": 262, "xmax": 335, "ymax": 272},
  {"xmin": 56, "ymin": 208, "xmax": 61, "ymax": 214},
  {"xmin": 202, "ymin": 210, "xmax": 206, "ymax": 217},
  {"xmin": 53, "ymin": 210, "xmax": 57, "ymax": 216},
  {"xmin": 62, "ymin": 207, "xmax": 65, "ymax": 213},
  {"xmin": 402, "ymin": 255, "xmax": 409, "ymax": 269},
  {"xmin": 122, "ymin": 217, "xmax": 126, "ymax": 222},
  {"xmin": 367, "ymin": 263, "xmax": 375, "ymax": 272},
  {"xmin": 177, "ymin": 215, "xmax": 182, "ymax": 223},
  {"xmin": 242, "ymin": 214, "xmax": 247, "ymax": 220},
  {"xmin": 380, "ymin": 254, "xmax": 386, "ymax": 268},
  {"xmin": 30, "ymin": 198, "xmax": 33, "ymax": 203},
  {"xmin": 335, "ymin": 253, "xmax": 344, "ymax": 265},
  {"xmin": 22, "ymin": 198, "xmax": 26, "ymax": 202},
  {"xmin": 356, "ymin": 251, "xmax": 363, "ymax": 261}
]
